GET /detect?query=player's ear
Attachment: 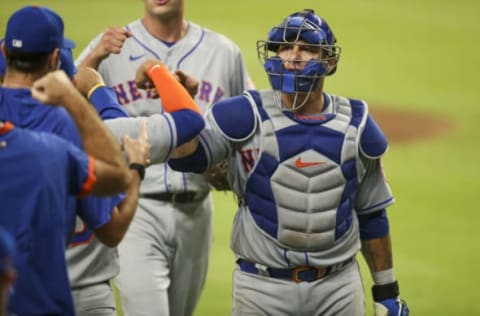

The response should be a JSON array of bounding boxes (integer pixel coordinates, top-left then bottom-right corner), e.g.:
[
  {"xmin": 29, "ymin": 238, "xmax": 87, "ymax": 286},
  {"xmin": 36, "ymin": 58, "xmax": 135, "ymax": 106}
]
[
  {"xmin": 48, "ymin": 48, "xmax": 61, "ymax": 71},
  {"xmin": 1, "ymin": 42, "xmax": 6, "ymax": 59}
]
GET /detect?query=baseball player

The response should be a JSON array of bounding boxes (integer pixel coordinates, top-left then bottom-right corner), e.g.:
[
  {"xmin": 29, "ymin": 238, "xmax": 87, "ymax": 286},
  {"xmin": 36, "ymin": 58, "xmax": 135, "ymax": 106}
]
[
  {"xmin": 0, "ymin": 5, "xmax": 131, "ymax": 246},
  {"xmin": 168, "ymin": 9, "xmax": 410, "ymax": 316},
  {"xmin": 0, "ymin": 6, "xmax": 152, "ymax": 314},
  {"xmin": 0, "ymin": 226, "xmax": 15, "ymax": 316},
  {"xmin": 67, "ymin": 59, "xmax": 206, "ymax": 315},
  {"xmin": 12, "ymin": 29, "xmax": 204, "ymax": 315},
  {"xmin": 76, "ymin": 0, "xmax": 253, "ymax": 315},
  {"xmin": 0, "ymin": 67, "xmax": 142, "ymax": 315}
]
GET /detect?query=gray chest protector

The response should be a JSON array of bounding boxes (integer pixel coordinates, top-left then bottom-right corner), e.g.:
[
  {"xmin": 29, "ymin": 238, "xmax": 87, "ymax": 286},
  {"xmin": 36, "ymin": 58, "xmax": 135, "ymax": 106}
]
[{"xmin": 244, "ymin": 90, "xmax": 367, "ymax": 252}]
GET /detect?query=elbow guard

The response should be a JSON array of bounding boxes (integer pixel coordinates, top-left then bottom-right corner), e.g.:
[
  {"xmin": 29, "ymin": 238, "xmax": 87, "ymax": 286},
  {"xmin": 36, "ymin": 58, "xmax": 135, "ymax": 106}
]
[
  {"xmin": 358, "ymin": 209, "xmax": 390, "ymax": 240},
  {"xmin": 170, "ymin": 110, "xmax": 205, "ymax": 146},
  {"xmin": 168, "ymin": 144, "xmax": 208, "ymax": 173}
]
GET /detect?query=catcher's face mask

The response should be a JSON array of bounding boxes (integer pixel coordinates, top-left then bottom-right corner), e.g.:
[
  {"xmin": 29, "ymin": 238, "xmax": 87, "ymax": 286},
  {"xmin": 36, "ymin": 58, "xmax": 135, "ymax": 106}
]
[{"xmin": 256, "ymin": 9, "xmax": 341, "ymax": 110}]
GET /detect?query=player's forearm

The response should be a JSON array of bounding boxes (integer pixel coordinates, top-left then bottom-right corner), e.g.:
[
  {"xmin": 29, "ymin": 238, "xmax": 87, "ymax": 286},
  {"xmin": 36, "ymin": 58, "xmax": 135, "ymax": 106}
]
[
  {"xmin": 170, "ymin": 138, "xmax": 200, "ymax": 159},
  {"xmin": 169, "ymin": 142, "xmax": 208, "ymax": 173},
  {"xmin": 60, "ymin": 89, "xmax": 129, "ymax": 183},
  {"xmin": 362, "ymin": 234, "xmax": 409, "ymax": 314},
  {"xmin": 94, "ymin": 171, "xmax": 140, "ymax": 247},
  {"xmin": 77, "ymin": 51, "xmax": 103, "ymax": 70},
  {"xmin": 361, "ymin": 234, "xmax": 393, "ymax": 274}
]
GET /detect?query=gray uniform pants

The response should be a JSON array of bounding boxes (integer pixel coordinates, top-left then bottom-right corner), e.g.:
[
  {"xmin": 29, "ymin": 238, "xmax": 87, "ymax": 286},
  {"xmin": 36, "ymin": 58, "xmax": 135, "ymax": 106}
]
[
  {"xmin": 72, "ymin": 282, "xmax": 116, "ymax": 316},
  {"xmin": 115, "ymin": 195, "xmax": 213, "ymax": 316},
  {"xmin": 232, "ymin": 259, "xmax": 365, "ymax": 316}
]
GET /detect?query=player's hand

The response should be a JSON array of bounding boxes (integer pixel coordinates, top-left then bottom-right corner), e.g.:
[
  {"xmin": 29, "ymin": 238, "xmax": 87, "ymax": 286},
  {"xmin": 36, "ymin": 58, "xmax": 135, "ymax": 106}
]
[
  {"xmin": 122, "ymin": 119, "xmax": 151, "ymax": 166},
  {"xmin": 73, "ymin": 66, "xmax": 105, "ymax": 99},
  {"xmin": 80, "ymin": 27, "xmax": 131, "ymax": 69},
  {"xmin": 31, "ymin": 70, "xmax": 77, "ymax": 105},
  {"xmin": 374, "ymin": 298, "xmax": 409, "ymax": 316},
  {"xmin": 134, "ymin": 59, "xmax": 162, "ymax": 98},
  {"xmin": 174, "ymin": 70, "xmax": 199, "ymax": 98},
  {"xmin": 96, "ymin": 27, "xmax": 131, "ymax": 59},
  {"xmin": 135, "ymin": 59, "xmax": 160, "ymax": 88}
]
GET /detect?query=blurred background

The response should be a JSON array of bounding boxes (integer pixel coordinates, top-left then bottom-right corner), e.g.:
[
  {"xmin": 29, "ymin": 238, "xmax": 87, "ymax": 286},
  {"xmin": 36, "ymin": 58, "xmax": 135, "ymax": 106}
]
[{"xmin": 1, "ymin": 0, "xmax": 480, "ymax": 315}]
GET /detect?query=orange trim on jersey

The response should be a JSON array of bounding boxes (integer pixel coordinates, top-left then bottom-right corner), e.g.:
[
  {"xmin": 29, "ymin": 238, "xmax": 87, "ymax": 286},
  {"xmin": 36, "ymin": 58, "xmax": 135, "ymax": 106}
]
[
  {"xmin": 69, "ymin": 233, "xmax": 95, "ymax": 248},
  {"xmin": 146, "ymin": 64, "xmax": 200, "ymax": 114},
  {"xmin": 77, "ymin": 156, "xmax": 97, "ymax": 198},
  {"xmin": 69, "ymin": 220, "xmax": 95, "ymax": 248},
  {"xmin": 0, "ymin": 121, "xmax": 14, "ymax": 135}
]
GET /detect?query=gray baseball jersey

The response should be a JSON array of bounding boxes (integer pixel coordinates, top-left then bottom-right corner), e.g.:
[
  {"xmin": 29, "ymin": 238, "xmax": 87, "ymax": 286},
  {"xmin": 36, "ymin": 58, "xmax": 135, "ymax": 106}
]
[
  {"xmin": 73, "ymin": 19, "xmax": 252, "ymax": 316},
  {"xmin": 193, "ymin": 89, "xmax": 393, "ymax": 314}
]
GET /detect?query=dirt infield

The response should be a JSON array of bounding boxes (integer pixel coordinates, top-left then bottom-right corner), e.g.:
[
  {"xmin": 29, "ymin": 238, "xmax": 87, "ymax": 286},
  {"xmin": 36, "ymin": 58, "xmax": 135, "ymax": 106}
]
[{"xmin": 369, "ymin": 107, "xmax": 452, "ymax": 143}]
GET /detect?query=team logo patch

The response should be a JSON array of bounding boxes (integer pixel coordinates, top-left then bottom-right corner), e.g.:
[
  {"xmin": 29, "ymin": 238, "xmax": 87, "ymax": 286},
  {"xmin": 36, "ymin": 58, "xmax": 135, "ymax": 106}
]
[
  {"xmin": 129, "ymin": 53, "xmax": 146, "ymax": 61},
  {"xmin": 12, "ymin": 39, "xmax": 23, "ymax": 48}
]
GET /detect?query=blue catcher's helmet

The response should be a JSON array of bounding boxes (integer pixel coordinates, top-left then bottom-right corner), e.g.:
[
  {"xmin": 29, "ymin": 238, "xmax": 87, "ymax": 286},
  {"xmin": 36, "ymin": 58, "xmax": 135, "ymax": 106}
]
[{"xmin": 257, "ymin": 9, "xmax": 341, "ymax": 96}]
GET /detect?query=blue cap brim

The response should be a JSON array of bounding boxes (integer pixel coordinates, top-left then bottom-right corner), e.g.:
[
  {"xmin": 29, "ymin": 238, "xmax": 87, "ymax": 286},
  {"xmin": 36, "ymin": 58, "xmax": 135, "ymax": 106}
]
[{"xmin": 63, "ymin": 37, "xmax": 76, "ymax": 49}]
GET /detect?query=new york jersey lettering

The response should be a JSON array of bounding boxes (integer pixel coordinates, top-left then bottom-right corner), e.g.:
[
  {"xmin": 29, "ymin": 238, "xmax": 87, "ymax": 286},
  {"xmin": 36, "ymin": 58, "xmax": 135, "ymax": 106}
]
[
  {"xmin": 113, "ymin": 79, "xmax": 225, "ymax": 106},
  {"xmin": 240, "ymin": 148, "xmax": 259, "ymax": 173}
]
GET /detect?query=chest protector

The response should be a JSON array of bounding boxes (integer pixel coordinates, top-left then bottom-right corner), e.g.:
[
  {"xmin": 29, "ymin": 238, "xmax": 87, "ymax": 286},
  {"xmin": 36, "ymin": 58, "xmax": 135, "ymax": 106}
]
[{"xmin": 244, "ymin": 90, "xmax": 368, "ymax": 251}]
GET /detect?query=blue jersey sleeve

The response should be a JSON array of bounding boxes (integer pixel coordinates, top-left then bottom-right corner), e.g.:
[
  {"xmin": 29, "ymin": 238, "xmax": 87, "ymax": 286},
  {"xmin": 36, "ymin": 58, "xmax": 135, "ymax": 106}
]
[
  {"xmin": 357, "ymin": 209, "xmax": 390, "ymax": 240},
  {"xmin": 168, "ymin": 144, "xmax": 208, "ymax": 173},
  {"xmin": 89, "ymin": 86, "xmax": 128, "ymax": 120},
  {"xmin": 170, "ymin": 109, "xmax": 205, "ymax": 146},
  {"xmin": 76, "ymin": 194, "xmax": 125, "ymax": 231}
]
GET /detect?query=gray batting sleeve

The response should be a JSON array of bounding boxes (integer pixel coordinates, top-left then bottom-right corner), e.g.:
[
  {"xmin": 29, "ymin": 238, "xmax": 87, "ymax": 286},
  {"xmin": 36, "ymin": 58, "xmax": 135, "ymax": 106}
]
[{"xmin": 104, "ymin": 113, "xmax": 177, "ymax": 164}]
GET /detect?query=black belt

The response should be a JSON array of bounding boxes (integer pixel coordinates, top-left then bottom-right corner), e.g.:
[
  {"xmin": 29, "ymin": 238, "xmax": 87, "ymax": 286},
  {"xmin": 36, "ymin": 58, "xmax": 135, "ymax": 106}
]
[
  {"xmin": 140, "ymin": 191, "xmax": 206, "ymax": 203},
  {"xmin": 237, "ymin": 257, "xmax": 354, "ymax": 283}
]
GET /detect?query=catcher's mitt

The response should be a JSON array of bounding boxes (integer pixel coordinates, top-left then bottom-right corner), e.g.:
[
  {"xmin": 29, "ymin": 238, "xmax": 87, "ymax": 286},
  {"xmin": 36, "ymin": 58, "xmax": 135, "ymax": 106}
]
[{"xmin": 204, "ymin": 160, "xmax": 230, "ymax": 191}]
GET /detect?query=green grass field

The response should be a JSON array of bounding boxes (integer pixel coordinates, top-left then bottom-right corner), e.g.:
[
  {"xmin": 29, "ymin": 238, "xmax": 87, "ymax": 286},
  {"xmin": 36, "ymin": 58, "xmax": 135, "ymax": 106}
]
[{"xmin": 2, "ymin": 0, "xmax": 480, "ymax": 315}]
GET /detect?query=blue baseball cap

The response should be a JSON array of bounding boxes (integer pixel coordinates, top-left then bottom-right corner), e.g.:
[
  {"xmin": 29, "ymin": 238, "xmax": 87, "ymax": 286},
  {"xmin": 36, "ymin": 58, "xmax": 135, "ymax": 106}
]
[
  {"xmin": 0, "ymin": 227, "xmax": 15, "ymax": 274},
  {"xmin": 4, "ymin": 5, "xmax": 75, "ymax": 53},
  {"xmin": 0, "ymin": 37, "xmax": 76, "ymax": 78},
  {"xmin": 60, "ymin": 46, "xmax": 77, "ymax": 78}
]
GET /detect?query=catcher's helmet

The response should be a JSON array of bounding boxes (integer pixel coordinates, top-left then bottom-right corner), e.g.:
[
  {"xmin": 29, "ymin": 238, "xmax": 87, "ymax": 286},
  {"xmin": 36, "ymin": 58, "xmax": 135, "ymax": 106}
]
[{"xmin": 257, "ymin": 9, "xmax": 341, "ymax": 100}]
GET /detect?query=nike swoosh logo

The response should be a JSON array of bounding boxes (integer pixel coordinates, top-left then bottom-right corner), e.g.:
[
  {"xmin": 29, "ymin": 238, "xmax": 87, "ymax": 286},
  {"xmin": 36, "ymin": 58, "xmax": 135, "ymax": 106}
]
[
  {"xmin": 295, "ymin": 157, "xmax": 325, "ymax": 168},
  {"xmin": 129, "ymin": 54, "xmax": 146, "ymax": 61}
]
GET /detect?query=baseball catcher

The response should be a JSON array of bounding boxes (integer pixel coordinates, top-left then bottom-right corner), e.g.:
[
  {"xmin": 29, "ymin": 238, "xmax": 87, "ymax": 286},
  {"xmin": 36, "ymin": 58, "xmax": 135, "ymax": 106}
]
[{"xmin": 168, "ymin": 8, "xmax": 409, "ymax": 316}]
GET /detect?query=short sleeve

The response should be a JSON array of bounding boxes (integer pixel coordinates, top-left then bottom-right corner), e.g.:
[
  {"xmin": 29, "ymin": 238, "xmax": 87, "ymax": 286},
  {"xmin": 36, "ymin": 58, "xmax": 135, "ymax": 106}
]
[{"xmin": 355, "ymin": 153, "xmax": 395, "ymax": 214}]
